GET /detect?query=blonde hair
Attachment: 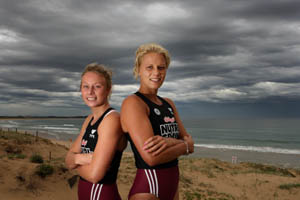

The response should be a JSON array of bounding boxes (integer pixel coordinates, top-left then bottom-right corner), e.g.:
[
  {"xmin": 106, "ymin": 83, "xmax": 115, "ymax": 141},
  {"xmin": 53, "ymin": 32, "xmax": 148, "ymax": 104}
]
[
  {"xmin": 80, "ymin": 62, "xmax": 113, "ymax": 93},
  {"xmin": 133, "ymin": 43, "xmax": 171, "ymax": 79}
]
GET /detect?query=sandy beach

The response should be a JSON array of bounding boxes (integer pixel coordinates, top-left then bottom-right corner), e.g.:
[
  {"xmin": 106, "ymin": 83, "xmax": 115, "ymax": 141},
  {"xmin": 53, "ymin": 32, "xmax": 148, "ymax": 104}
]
[{"xmin": 1, "ymin": 129, "xmax": 300, "ymax": 200}]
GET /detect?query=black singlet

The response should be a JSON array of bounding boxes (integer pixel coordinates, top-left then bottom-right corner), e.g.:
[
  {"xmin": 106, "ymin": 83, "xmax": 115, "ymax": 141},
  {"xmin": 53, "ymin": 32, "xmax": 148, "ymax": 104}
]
[
  {"xmin": 127, "ymin": 92, "xmax": 180, "ymax": 169},
  {"xmin": 80, "ymin": 107, "xmax": 123, "ymax": 184}
]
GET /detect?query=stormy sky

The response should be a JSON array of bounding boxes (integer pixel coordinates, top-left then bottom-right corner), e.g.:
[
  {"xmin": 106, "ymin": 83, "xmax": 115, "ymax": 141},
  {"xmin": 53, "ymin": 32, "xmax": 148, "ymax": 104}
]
[{"xmin": 1, "ymin": 0, "xmax": 300, "ymax": 119}]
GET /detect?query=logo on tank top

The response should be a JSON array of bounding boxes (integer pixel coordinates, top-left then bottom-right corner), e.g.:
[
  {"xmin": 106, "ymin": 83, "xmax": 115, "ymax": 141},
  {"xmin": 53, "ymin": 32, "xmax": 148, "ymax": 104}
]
[
  {"xmin": 160, "ymin": 116, "xmax": 179, "ymax": 138},
  {"xmin": 81, "ymin": 139, "xmax": 92, "ymax": 153},
  {"xmin": 164, "ymin": 116, "xmax": 175, "ymax": 123},
  {"xmin": 81, "ymin": 139, "xmax": 88, "ymax": 146},
  {"xmin": 154, "ymin": 108, "xmax": 161, "ymax": 115},
  {"xmin": 160, "ymin": 122, "xmax": 179, "ymax": 138},
  {"xmin": 168, "ymin": 107, "xmax": 174, "ymax": 115},
  {"xmin": 89, "ymin": 129, "xmax": 96, "ymax": 138}
]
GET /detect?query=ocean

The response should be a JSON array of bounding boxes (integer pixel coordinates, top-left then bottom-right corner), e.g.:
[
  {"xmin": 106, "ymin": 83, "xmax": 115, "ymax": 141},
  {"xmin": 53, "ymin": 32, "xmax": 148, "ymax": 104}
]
[{"xmin": 1, "ymin": 118, "xmax": 300, "ymax": 168}]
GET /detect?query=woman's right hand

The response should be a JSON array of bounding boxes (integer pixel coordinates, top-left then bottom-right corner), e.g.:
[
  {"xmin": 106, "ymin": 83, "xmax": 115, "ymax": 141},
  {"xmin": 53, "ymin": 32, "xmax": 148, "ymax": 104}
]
[
  {"xmin": 143, "ymin": 135, "xmax": 180, "ymax": 156},
  {"xmin": 75, "ymin": 153, "xmax": 93, "ymax": 166},
  {"xmin": 143, "ymin": 135, "xmax": 169, "ymax": 156}
]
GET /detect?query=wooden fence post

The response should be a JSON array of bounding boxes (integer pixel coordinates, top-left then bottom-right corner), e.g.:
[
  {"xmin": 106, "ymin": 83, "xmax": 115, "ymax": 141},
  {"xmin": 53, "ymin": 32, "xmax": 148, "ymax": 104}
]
[{"xmin": 36, "ymin": 130, "xmax": 38, "ymax": 142}]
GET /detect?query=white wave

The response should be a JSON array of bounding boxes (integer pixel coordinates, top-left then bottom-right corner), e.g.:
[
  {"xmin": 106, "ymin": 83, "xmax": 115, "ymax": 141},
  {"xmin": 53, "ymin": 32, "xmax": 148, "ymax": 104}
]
[
  {"xmin": 195, "ymin": 144, "xmax": 300, "ymax": 155},
  {"xmin": 8, "ymin": 120, "xmax": 19, "ymax": 125},
  {"xmin": 31, "ymin": 126, "xmax": 78, "ymax": 131},
  {"xmin": 63, "ymin": 124, "xmax": 74, "ymax": 127},
  {"xmin": 0, "ymin": 124, "xmax": 18, "ymax": 128}
]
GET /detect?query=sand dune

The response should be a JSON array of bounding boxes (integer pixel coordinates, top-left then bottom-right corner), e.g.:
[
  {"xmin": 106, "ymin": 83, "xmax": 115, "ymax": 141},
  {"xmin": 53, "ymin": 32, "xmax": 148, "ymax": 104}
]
[{"xmin": 1, "ymin": 130, "xmax": 300, "ymax": 200}]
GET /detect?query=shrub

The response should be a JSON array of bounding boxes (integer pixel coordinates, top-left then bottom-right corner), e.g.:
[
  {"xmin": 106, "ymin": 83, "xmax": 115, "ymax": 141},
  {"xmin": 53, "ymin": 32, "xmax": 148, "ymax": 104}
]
[
  {"xmin": 16, "ymin": 154, "xmax": 26, "ymax": 159},
  {"xmin": 36, "ymin": 164, "xmax": 54, "ymax": 178},
  {"xmin": 30, "ymin": 154, "xmax": 44, "ymax": 163},
  {"xmin": 279, "ymin": 183, "xmax": 300, "ymax": 190},
  {"xmin": 7, "ymin": 153, "xmax": 26, "ymax": 159}
]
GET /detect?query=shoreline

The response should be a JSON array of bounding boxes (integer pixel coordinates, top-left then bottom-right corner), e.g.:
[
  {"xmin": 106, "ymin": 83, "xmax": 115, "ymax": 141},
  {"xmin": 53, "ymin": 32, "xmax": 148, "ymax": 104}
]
[
  {"xmin": 1, "ymin": 125, "xmax": 300, "ymax": 169},
  {"xmin": 0, "ymin": 117, "xmax": 85, "ymax": 120},
  {"xmin": 192, "ymin": 146, "xmax": 300, "ymax": 169}
]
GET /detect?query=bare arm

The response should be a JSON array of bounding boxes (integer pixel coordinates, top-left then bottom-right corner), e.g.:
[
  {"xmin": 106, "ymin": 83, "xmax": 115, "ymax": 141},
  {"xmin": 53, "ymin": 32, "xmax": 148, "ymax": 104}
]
[
  {"xmin": 143, "ymin": 136, "xmax": 185, "ymax": 156},
  {"xmin": 142, "ymin": 98, "xmax": 194, "ymax": 156},
  {"xmin": 121, "ymin": 95, "xmax": 189, "ymax": 167},
  {"xmin": 65, "ymin": 115, "xmax": 92, "ymax": 169},
  {"xmin": 76, "ymin": 112, "xmax": 124, "ymax": 183}
]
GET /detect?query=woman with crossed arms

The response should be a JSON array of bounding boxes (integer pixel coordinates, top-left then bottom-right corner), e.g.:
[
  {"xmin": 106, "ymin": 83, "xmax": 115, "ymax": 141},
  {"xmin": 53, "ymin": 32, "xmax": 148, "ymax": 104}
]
[
  {"xmin": 65, "ymin": 63, "xmax": 127, "ymax": 200},
  {"xmin": 121, "ymin": 43, "xmax": 194, "ymax": 200}
]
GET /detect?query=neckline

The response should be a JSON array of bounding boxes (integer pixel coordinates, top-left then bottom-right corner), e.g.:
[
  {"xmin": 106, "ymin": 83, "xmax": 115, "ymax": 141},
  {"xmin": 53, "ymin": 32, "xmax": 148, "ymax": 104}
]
[
  {"xmin": 136, "ymin": 91, "xmax": 164, "ymax": 107},
  {"xmin": 89, "ymin": 107, "xmax": 113, "ymax": 126}
]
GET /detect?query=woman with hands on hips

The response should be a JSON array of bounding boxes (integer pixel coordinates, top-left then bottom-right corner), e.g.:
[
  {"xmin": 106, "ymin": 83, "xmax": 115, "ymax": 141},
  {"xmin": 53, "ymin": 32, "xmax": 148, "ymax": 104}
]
[
  {"xmin": 65, "ymin": 63, "xmax": 127, "ymax": 200},
  {"xmin": 121, "ymin": 43, "xmax": 194, "ymax": 200}
]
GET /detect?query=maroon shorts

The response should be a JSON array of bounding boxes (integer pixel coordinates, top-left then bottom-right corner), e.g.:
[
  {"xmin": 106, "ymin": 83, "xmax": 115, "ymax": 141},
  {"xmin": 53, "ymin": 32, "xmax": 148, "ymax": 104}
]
[
  {"xmin": 128, "ymin": 165, "xmax": 179, "ymax": 200},
  {"xmin": 78, "ymin": 179, "xmax": 121, "ymax": 200}
]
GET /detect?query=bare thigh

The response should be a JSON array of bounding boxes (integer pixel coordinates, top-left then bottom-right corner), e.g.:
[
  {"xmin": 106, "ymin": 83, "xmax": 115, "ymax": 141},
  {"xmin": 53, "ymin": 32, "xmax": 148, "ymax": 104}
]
[{"xmin": 130, "ymin": 193, "xmax": 159, "ymax": 200}]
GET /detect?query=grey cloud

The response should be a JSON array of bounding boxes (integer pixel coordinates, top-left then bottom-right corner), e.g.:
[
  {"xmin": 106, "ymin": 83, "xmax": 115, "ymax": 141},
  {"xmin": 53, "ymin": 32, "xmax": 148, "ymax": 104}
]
[{"xmin": 1, "ymin": 0, "xmax": 300, "ymax": 117}]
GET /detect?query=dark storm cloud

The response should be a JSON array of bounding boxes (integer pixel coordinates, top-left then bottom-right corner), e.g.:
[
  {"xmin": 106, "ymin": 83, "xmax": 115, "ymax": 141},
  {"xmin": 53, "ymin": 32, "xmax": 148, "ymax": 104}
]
[{"xmin": 1, "ymin": 0, "xmax": 300, "ymax": 117}]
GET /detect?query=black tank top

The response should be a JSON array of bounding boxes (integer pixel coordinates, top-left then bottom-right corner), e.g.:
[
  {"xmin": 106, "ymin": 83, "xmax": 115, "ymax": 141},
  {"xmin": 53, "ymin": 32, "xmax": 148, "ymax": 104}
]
[
  {"xmin": 127, "ymin": 92, "xmax": 179, "ymax": 169},
  {"xmin": 80, "ymin": 107, "xmax": 123, "ymax": 184}
]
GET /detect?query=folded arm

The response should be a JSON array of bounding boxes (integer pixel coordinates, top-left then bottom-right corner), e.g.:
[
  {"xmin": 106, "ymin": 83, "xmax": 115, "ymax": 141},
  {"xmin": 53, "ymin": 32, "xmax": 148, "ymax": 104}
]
[
  {"xmin": 65, "ymin": 115, "xmax": 93, "ymax": 170},
  {"xmin": 142, "ymin": 97, "xmax": 194, "ymax": 157},
  {"xmin": 76, "ymin": 113, "xmax": 123, "ymax": 183},
  {"xmin": 121, "ymin": 95, "xmax": 193, "ymax": 167}
]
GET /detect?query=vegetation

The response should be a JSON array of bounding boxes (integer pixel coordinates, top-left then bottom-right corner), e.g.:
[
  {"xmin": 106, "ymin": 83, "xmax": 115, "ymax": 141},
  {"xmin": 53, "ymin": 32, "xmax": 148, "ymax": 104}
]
[
  {"xmin": 279, "ymin": 183, "xmax": 300, "ymax": 190},
  {"xmin": 245, "ymin": 162, "xmax": 296, "ymax": 177},
  {"xmin": 1, "ymin": 130, "xmax": 34, "ymax": 144},
  {"xmin": 35, "ymin": 164, "xmax": 54, "ymax": 178},
  {"xmin": 8, "ymin": 153, "xmax": 26, "ymax": 159},
  {"xmin": 30, "ymin": 154, "xmax": 44, "ymax": 163}
]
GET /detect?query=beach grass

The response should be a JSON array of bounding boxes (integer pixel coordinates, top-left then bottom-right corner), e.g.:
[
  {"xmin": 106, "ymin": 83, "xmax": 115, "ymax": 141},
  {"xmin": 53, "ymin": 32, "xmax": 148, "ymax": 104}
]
[{"xmin": 242, "ymin": 162, "xmax": 296, "ymax": 177}]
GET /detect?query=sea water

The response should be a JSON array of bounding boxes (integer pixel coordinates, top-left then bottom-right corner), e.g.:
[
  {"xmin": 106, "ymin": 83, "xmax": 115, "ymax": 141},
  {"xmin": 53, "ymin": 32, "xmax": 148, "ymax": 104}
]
[
  {"xmin": 0, "ymin": 118, "xmax": 83, "ymax": 141},
  {"xmin": 185, "ymin": 118, "xmax": 300, "ymax": 154},
  {"xmin": 184, "ymin": 118, "xmax": 300, "ymax": 168},
  {"xmin": 1, "ymin": 118, "xmax": 300, "ymax": 168}
]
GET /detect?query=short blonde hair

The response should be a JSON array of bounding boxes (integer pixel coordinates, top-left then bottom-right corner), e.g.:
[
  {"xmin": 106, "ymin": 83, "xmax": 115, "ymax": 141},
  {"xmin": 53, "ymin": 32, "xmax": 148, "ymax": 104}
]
[
  {"xmin": 80, "ymin": 62, "xmax": 113, "ymax": 92},
  {"xmin": 133, "ymin": 43, "xmax": 171, "ymax": 79}
]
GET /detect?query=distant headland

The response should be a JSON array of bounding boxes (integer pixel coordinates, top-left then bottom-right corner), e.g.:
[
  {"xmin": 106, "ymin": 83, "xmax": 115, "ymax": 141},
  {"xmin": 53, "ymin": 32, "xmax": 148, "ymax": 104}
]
[{"xmin": 0, "ymin": 116, "xmax": 86, "ymax": 119}]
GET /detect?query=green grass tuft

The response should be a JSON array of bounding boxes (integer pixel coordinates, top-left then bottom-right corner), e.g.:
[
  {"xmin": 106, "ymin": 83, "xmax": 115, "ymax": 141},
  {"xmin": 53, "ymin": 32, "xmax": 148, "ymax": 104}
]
[
  {"xmin": 35, "ymin": 164, "xmax": 54, "ymax": 178},
  {"xmin": 30, "ymin": 154, "xmax": 44, "ymax": 163}
]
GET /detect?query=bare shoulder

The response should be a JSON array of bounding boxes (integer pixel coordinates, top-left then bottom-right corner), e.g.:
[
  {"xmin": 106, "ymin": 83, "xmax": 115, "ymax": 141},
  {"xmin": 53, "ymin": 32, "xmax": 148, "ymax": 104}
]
[
  {"xmin": 97, "ymin": 111, "xmax": 122, "ymax": 137},
  {"xmin": 122, "ymin": 94, "xmax": 142, "ymax": 105},
  {"xmin": 121, "ymin": 94, "xmax": 146, "ymax": 110},
  {"xmin": 101, "ymin": 111, "xmax": 121, "ymax": 126}
]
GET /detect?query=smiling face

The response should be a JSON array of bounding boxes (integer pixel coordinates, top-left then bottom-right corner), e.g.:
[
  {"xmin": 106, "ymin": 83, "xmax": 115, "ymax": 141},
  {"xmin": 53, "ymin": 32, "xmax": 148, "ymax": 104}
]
[
  {"xmin": 80, "ymin": 71, "xmax": 110, "ymax": 108},
  {"xmin": 138, "ymin": 52, "xmax": 167, "ymax": 93}
]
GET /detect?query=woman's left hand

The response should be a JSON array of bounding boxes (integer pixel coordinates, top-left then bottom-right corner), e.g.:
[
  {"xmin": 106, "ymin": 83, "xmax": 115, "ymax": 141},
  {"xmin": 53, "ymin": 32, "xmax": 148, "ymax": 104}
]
[{"xmin": 184, "ymin": 134, "xmax": 194, "ymax": 154}]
